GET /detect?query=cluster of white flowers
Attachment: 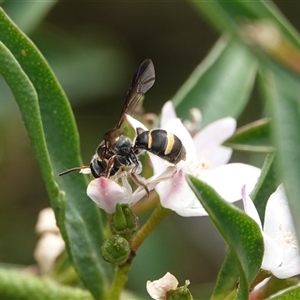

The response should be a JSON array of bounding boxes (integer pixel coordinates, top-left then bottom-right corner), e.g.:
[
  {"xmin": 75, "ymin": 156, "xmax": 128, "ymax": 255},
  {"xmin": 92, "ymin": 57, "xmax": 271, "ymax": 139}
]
[{"xmin": 84, "ymin": 100, "xmax": 300, "ymax": 297}]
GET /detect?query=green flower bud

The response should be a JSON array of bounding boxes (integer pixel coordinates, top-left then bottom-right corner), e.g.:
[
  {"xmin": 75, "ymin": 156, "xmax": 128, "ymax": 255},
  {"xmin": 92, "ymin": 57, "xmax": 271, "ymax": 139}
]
[
  {"xmin": 167, "ymin": 280, "xmax": 193, "ymax": 300},
  {"xmin": 101, "ymin": 235, "xmax": 131, "ymax": 265},
  {"xmin": 111, "ymin": 204, "xmax": 139, "ymax": 236}
]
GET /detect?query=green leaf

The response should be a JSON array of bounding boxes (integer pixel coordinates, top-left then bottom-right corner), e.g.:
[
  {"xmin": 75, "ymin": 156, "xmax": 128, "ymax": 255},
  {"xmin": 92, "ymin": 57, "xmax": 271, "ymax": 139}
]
[
  {"xmin": 187, "ymin": 176, "xmax": 264, "ymax": 300},
  {"xmin": 211, "ymin": 250, "xmax": 239, "ymax": 300},
  {"xmin": 258, "ymin": 64, "xmax": 300, "ymax": 247},
  {"xmin": 270, "ymin": 285, "xmax": 300, "ymax": 299},
  {"xmin": 190, "ymin": 1, "xmax": 300, "ymax": 48},
  {"xmin": 2, "ymin": 0, "xmax": 57, "ymax": 34},
  {"xmin": 0, "ymin": 267, "xmax": 93, "ymax": 300},
  {"xmin": 172, "ymin": 37, "xmax": 257, "ymax": 127},
  {"xmin": 0, "ymin": 8, "xmax": 110, "ymax": 299},
  {"xmin": 250, "ymin": 153, "xmax": 277, "ymax": 224},
  {"xmin": 224, "ymin": 118, "xmax": 274, "ymax": 153},
  {"xmin": 211, "ymin": 153, "xmax": 276, "ymax": 298}
]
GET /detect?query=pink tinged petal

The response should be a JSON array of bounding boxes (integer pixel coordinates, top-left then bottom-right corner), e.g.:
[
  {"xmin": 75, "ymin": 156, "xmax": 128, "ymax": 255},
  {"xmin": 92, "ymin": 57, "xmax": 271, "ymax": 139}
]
[
  {"xmin": 146, "ymin": 272, "xmax": 179, "ymax": 300},
  {"xmin": 200, "ymin": 163, "xmax": 261, "ymax": 202},
  {"xmin": 160, "ymin": 101, "xmax": 177, "ymax": 128},
  {"xmin": 241, "ymin": 186, "xmax": 262, "ymax": 230},
  {"xmin": 193, "ymin": 117, "xmax": 236, "ymax": 167},
  {"xmin": 156, "ymin": 164, "xmax": 208, "ymax": 217},
  {"xmin": 126, "ymin": 114, "xmax": 148, "ymax": 131},
  {"xmin": 87, "ymin": 177, "xmax": 129, "ymax": 214},
  {"xmin": 264, "ymin": 185, "xmax": 300, "ymax": 278},
  {"xmin": 163, "ymin": 118, "xmax": 197, "ymax": 161}
]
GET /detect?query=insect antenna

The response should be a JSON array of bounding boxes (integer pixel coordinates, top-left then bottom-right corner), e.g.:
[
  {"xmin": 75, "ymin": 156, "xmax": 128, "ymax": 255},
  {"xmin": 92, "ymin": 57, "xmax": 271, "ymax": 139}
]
[{"xmin": 59, "ymin": 166, "xmax": 90, "ymax": 176}]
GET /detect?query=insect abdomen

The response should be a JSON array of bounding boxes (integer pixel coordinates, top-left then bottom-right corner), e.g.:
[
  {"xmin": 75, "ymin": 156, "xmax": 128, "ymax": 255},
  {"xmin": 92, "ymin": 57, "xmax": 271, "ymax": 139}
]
[{"xmin": 134, "ymin": 129, "xmax": 186, "ymax": 164}]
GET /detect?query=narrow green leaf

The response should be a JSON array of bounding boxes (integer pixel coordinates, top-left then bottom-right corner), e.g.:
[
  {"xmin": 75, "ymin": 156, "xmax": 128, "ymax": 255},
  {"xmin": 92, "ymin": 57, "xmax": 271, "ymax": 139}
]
[
  {"xmin": 250, "ymin": 153, "xmax": 277, "ymax": 224},
  {"xmin": 2, "ymin": 0, "xmax": 57, "ymax": 34},
  {"xmin": 190, "ymin": 1, "xmax": 300, "ymax": 49},
  {"xmin": 211, "ymin": 250, "xmax": 239, "ymax": 300},
  {"xmin": 0, "ymin": 8, "xmax": 110, "ymax": 298},
  {"xmin": 172, "ymin": 37, "xmax": 257, "ymax": 127},
  {"xmin": 270, "ymin": 286, "xmax": 300, "ymax": 299},
  {"xmin": 0, "ymin": 268, "xmax": 93, "ymax": 300},
  {"xmin": 187, "ymin": 176, "xmax": 264, "ymax": 300},
  {"xmin": 211, "ymin": 153, "xmax": 276, "ymax": 298},
  {"xmin": 258, "ymin": 64, "xmax": 300, "ymax": 246},
  {"xmin": 224, "ymin": 118, "xmax": 274, "ymax": 153}
]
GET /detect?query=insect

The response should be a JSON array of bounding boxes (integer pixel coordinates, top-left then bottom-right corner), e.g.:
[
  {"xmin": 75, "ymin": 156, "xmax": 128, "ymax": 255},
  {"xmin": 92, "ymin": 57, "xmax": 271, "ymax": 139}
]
[{"xmin": 59, "ymin": 59, "xmax": 186, "ymax": 191}]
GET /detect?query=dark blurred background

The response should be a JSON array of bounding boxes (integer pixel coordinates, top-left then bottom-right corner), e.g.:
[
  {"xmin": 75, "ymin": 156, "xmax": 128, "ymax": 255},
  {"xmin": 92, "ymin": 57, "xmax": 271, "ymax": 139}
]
[{"xmin": 0, "ymin": 1, "xmax": 299, "ymax": 297}]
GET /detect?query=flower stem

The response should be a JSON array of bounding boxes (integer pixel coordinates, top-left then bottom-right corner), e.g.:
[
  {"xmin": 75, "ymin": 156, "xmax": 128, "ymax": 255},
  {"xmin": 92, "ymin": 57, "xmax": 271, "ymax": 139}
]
[
  {"xmin": 132, "ymin": 191, "xmax": 159, "ymax": 216},
  {"xmin": 109, "ymin": 262, "xmax": 131, "ymax": 299},
  {"xmin": 131, "ymin": 203, "xmax": 172, "ymax": 252},
  {"xmin": 108, "ymin": 203, "xmax": 172, "ymax": 299}
]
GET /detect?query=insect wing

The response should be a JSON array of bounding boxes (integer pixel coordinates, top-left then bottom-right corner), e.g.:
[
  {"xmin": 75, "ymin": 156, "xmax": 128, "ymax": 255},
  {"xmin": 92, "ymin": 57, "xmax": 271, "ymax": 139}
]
[{"xmin": 116, "ymin": 59, "xmax": 155, "ymax": 129}]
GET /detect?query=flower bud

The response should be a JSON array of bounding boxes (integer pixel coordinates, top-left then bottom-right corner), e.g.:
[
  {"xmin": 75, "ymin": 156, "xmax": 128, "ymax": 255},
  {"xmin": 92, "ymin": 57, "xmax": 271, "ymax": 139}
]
[
  {"xmin": 167, "ymin": 280, "xmax": 193, "ymax": 300},
  {"xmin": 111, "ymin": 204, "xmax": 139, "ymax": 236},
  {"xmin": 101, "ymin": 235, "xmax": 131, "ymax": 265}
]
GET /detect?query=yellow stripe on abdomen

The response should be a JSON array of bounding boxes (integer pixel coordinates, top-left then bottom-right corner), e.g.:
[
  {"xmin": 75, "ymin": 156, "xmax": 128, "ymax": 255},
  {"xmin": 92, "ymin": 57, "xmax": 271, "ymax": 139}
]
[
  {"xmin": 164, "ymin": 133, "xmax": 175, "ymax": 155},
  {"xmin": 147, "ymin": 130, "xmax": 153, "ymax": 149}
]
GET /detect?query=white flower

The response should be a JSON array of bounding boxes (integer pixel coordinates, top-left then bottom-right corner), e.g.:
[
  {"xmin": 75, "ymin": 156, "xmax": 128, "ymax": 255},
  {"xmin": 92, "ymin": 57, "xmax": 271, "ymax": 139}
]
[
  {"xmin": 35, "ymin": 207, "xmax": 60, "ymax": 234},
  {"xmin": 127, "ymin": 101, "xmax": 261, "ymax": 217},
  {"xmin": 34, "ymin": 208, "xmax": 65, "ymax": 274},
  {"xmin": 146, "ymin": 272, "xmax": 179, "ymax": 300},
  {"xmin": 34, "ymin": 233, "xmax": 65, "ymax": 274},
  {"xmin": 87, "ymin": 167, "xmax": 176, "ymax": 214},
  {"xmin": 242, "ymin": 185, "xmax": 300, "ymax": 279}
]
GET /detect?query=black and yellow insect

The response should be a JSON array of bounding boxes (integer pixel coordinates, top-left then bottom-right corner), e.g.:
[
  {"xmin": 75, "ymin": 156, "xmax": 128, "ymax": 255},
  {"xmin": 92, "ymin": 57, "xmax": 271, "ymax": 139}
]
[
  {"xmin": 59, "ymin": 59, "xmax": 186, "ymax": 186},
  {"xmin": 134, "ymin": 128, "xmax": 186, "ymax": 164}
]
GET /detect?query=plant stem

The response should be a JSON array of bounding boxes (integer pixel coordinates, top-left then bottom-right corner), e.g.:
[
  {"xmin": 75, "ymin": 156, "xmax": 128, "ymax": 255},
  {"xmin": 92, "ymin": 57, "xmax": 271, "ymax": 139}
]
[
  {"xmin": 108, "ymin": 203, "xmax": 172, "ymax": 299},
  {"xmin": 109, "ymin": 262, "xmax": 131, "ymax": 300},
  {"xmin": 131, "ymin": 203, "xmax": 172, "ymax": 252},
  {"xmin": 132, "ymin": 191, "xmax": 159, "ymax": 216}
]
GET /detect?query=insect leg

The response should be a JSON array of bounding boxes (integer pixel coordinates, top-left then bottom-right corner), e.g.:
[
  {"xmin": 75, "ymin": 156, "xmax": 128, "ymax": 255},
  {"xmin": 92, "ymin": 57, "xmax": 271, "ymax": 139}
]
[
  {"xmin": 105, "ymin": 155, "xmax": 117, "ymax": 178},
  {"xmin": 131, "ymin": 162, "xmax": 150, "ymax": 197}
]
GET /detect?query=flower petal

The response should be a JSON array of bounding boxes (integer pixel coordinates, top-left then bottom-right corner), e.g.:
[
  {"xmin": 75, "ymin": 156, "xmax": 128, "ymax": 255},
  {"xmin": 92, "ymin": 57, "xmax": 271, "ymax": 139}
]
[
  {"xmin": 35, "ymin": 207, "xmax": 60, "ymax": 234},
  {"xmin": 87, "ymin": 177, "xmax": 129, "ymax": 214},
  {"xmin": 264, "ymin": 185, "xmax": 300, "ymax": 278},
  {"xmin": 241, "ymin": 187, "xmax": 283, "ymax": 272},
  {"xmin": 131, "ymin": 166, "xmax": 177, "ymax": 205},
  {"xmin": 272, "ymin": 259, "xmax": 300, "ymax": 279},
  {"xmin": 146, "ymin": 272, "xmax": 179, "ymax": 300},
  {"xmin": 261, "ymin": 232, "xmax": 284, "ymax": 273},
  {"xmin": 201, "ymin": 163, "xmax": 261, "ymax": 202},
  {"xmin": 155, "ymin": 162, "xmax": 208, "ymax": 217},
  {"xmin": 163, "ymin": 118, "xmax": 197, "ymax": 162},
  {"xmin": 193, "ymin": 117, "xmax": 236, "ymax": 167},
  {"xmin": 34, "ymin": 233, "xmax": 65, "ymax": 274},
  {"xmin": 160, "ymin": 101, "xmax": 177, "ymax": 128},
  {"xmin": 126, "ymin": 114, "xmax": 148, "ymax": 131},
  {"xmin": 241, "ymin": 186, "xmax": 262, "ymax": 230}
]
